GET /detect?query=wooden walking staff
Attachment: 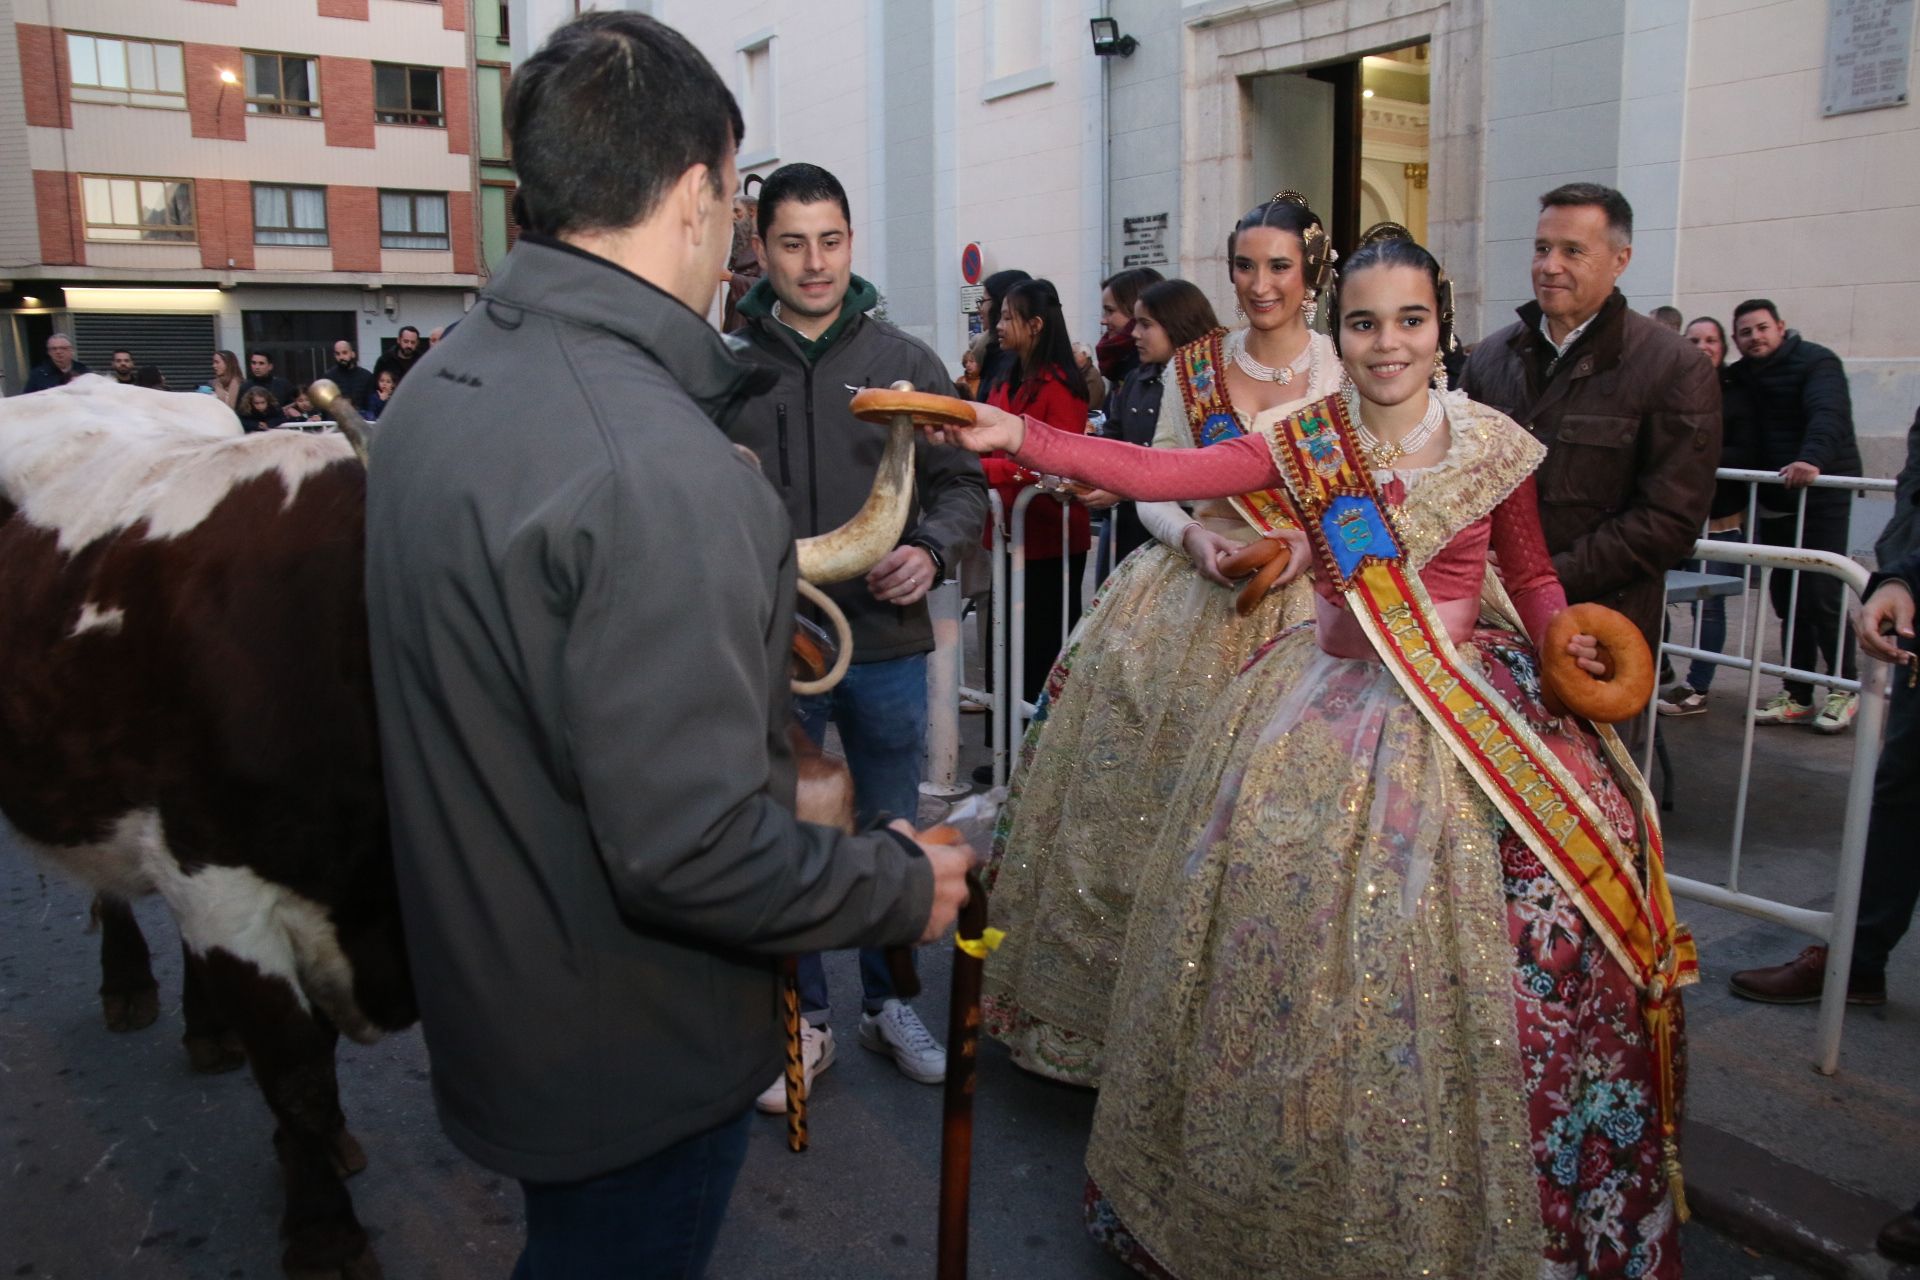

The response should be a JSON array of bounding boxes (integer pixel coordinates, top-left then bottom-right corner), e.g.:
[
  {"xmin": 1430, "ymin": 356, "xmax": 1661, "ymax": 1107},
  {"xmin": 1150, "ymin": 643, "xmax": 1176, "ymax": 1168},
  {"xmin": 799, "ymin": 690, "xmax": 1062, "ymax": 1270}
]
[{"xmin": 919, "ymin": 824, "xmax": 998, "ymax": 1280}]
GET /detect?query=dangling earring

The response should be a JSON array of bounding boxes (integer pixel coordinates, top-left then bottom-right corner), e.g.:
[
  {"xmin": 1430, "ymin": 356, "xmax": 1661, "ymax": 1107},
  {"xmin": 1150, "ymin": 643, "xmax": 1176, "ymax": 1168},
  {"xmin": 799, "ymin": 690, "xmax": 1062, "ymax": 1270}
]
[
  {"xmin": 1301, "ymin": 290, "xmax": 1319, "ymax": 328},
  {"xmin": 1234, "ymin": 302, "xmax": 1245, "ymax": 319},
  {"xmin": 1431, "ymin": 350, "xmax": 1449, "ymax": 392}
]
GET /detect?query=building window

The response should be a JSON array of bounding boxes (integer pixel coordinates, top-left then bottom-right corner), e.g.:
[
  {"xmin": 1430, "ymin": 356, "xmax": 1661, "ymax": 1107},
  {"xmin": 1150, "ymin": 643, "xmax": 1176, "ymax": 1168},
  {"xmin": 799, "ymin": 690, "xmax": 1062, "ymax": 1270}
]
[
  {"xmin": 380, "ymin": 191, "xmax": 449, "ymax": 250},
  {"xmin": 66, "ymin": 33, "xmax": 186, "ymax": 110},
  {"xmin": 374, "ymin": 64, "xmax": 444, "ymax": 128},
  {"xmin": 982, "ymin": 0, "xmax": 1053, "ymax": 100},
  {"xmin": 736, "ymin": 32, "xmax": 776, "ymax": 168},
  {"xmin": 245, "ymin": 52, "xmax": 320, "ymax": 117},
  {"xmin": 254, "ymin": 185, "xmax": 328, "ymax": 246},
  {"xmin": 499, "ymin": 2, "xmax": 510, "ymax": 38},
  {"xmin": 81, "ymin": 176, "xmax": 196, "ymax": 243}
]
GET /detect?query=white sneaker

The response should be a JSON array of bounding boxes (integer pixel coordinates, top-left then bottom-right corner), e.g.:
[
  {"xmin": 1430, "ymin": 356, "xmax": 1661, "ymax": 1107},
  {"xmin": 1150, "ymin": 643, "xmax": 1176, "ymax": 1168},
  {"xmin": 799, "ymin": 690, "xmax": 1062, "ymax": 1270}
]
[
  {"xmin": 1813, "ymin": 690, "xmax": 1859, "ymax": 735},
  {"xmin": 1753, "ymin": 691, "xmax": 1815, "ymax": 726},
  {"xmin": 858, "ymin": 999, "xmax": 946, "ymax": 1084},
  {"xmin": 1656, "ymin": 684, "xmax": 1707, "ymax": 717},
  {"xmin": 754, "ymin": 1021, "xmax": 834, "ymax": 1114}
]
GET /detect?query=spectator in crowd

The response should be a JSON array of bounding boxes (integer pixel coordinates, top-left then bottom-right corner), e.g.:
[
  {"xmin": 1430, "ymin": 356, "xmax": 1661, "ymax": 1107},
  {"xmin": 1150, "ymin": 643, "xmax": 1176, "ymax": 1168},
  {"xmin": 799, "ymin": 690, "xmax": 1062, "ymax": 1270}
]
[
  {"xmin": 1094, "ymin": 266, "xmax": 1164, "ymax": 398},
  {"xmin": 363, "ymin": 14, "xmax": 970, "ymax": 1273},
  {"xmin": 362, "ymin": 369, "xmax": 398, "ymax": 422},
  {"xmin": 955, "ymin": 335, "xmax": 987, "ymax": 400},
  {"xmin": 1728, "ymin": 298, "xmax": 1865, "ymax": 732},
  {"xmin": 731, "ymin": 160, "xmax": 988, "ymax": 1115},
  {"xmin": 246, "ymin": 351, "xmax": 297, "ymax": 406},
  {"xmin": 236, "ymin": 385, "xmax": 289, "ymax": 432},
  {"xmin": 1100, "ymin": 277, "xmax": 1221, "ymax": 562},
  {"xmin": 207, "ymin": 350, "xmax": 245, "ymax": 408},
  {"xmin": 131, "ymin": 364, "xmax": 166, "ymax": 390},
  {"xmin": 373, "ymin": 326, "xmax": 426, "ymax": 387},
  {"xmin": 976, "ymin": 268, "xmax": 1032, "ymax": 402},
  {"xmin": 1650, "ymin": 304, "xmax": 1683, "ymax": 332},
  {"xmin": 322, "ymin": 340, "xmax": 377, "ymax": 410},
  {"xmin": 109, "ymin": 348, "xmax": 137, "ymax": 383},
  {"xmin": 985, "ymin": 277, "xmax": 1093, "ymax": 705},
  {"xmin": 1658, "ymin": 315, "xmax": 1755, "ymax": 716},
  {"xmin": 1073, "ymin": 341, "xmax": 1107, "ymax": 412},
  {"xmin": 22, "ymin": 333, "xmax": 90, "ymax": 393},
  {"xmin": 1877, "ymin": 403, "xmax": 1920, "ymax": 572},
  {"xmin": 285, "ymin": 386, "xmax": 326, "ymax": 424},
  {"xmin": 1461, "ymin": 182, "xmax": 1720, "ymax": 668}
]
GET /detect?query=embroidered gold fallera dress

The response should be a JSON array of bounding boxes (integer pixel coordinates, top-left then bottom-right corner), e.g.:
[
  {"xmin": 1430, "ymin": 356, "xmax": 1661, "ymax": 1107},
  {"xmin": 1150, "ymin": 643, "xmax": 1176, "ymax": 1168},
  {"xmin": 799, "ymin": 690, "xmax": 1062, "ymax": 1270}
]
[
  {"xmin": 980, "ymin": 329, "xmax": 1338, "ymax": 1086},
  {"xmin": 1005, "ymin": 393, "xmax": 1689, "ymax": 1280}
]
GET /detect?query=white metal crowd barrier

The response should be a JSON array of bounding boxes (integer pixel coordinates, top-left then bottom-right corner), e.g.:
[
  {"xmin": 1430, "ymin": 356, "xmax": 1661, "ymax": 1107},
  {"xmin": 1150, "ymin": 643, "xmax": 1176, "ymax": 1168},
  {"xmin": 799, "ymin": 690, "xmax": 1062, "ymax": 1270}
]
[{"xmin": 1654, "ymin": 467, "xmax": 1898, "ymax": 1076}]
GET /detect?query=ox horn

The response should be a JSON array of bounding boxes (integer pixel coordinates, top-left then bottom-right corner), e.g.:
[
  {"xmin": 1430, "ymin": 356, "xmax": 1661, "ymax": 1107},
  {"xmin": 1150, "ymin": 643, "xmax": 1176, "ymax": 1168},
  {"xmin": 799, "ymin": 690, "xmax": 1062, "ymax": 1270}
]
[
  {"xmin": 307, "ymin": 379, "xmax": 374, "ymax": 467},
  {"xmin": 793, "ymin": 381, "xmax": 919, "ymax": 585}
]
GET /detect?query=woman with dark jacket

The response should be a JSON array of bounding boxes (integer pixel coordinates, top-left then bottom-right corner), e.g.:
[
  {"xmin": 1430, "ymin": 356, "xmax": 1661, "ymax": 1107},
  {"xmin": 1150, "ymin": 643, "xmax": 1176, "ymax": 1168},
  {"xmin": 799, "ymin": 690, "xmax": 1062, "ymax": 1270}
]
[
  {"xmin": 984, "ymin": 277, "xmax": 1091, "ymax": 704},
  {"xmin": 1101, "ymin": 279, "xmax": 1220, "ymax": 561},
  {"xmin": 1093, "ymin": 266, "xmax": 1163, "ymax": 398}
]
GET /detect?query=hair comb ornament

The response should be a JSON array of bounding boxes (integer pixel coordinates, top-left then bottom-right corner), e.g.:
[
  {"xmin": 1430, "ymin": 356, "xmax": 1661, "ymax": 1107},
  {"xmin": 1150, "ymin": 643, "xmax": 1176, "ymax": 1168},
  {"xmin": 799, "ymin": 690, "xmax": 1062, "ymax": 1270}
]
[
  {"xmin": 1357, "ymin": 221, "xmax": 1415, "ymax": 248},
  {"xmin": 1269, "ymin": 189, "xmax": 1311, "ymax": 208}
]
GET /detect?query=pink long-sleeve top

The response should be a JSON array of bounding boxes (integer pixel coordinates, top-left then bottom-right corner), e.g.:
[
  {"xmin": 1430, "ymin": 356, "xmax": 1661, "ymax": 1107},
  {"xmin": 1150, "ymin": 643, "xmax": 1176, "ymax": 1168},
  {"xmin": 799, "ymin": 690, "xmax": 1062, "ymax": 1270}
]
[{"xmin": 1013, "ymin": 420, "xmax": 1568, "ymax": 656}]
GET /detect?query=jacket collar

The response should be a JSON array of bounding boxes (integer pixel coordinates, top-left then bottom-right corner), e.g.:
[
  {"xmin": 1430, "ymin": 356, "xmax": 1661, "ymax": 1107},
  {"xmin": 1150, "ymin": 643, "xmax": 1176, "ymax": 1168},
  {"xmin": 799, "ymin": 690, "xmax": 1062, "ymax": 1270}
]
[
  {"xmin": 1509, "ymin": 288, "xmax": 1629, "ymax": 378},
  {"xmin": 488, "ymin": 234, "xmax": 773, "ymax": 425},
  {"xmin": 737, "ymin": 274, "xmax": 879, "ymax": 364}
]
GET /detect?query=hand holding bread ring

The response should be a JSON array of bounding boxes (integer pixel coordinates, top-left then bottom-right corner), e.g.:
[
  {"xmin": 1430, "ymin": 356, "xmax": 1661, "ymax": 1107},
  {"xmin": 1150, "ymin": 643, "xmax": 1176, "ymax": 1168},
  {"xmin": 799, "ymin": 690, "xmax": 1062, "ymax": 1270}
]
[
  {"xmin": 1216, "ymin": 529, "xmax": 1309, "ymax": 616},
  {"xmin": 1540, "ymin": 603, "xmax": 1655, "ymax": 723},
  {"xmin": 902, "ymin": 396, "xmax": 1025, "ymax": 455}
]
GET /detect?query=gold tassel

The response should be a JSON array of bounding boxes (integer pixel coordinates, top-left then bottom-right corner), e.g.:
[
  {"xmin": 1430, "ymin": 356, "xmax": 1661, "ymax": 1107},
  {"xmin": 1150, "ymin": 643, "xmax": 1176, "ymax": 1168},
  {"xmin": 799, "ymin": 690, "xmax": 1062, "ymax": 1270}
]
[
  {"xmin": 783, "ymin": 966, "xmax": 808, "ymax": 1153},
  {"xmin": 1644, "ymin": 988, "xmax": 1687, "ymax": 1221}
]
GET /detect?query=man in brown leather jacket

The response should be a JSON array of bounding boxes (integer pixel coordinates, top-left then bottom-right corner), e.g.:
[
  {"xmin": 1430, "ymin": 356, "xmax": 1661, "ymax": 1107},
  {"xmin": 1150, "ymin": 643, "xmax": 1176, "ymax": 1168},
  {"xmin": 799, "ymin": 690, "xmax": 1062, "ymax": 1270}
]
[{"xmin": 1462, "ymin": 183, "xmax": 1721, "ymax": 656}]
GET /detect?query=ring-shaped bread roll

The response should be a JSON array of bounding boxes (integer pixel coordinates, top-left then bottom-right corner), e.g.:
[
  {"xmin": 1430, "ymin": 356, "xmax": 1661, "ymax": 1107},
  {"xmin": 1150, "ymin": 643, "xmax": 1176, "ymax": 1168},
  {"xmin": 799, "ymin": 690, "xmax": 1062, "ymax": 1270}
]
[
  {"xmin": 1541, "ymin": 602, "xmax": 1655, "ymax": 724},
  {"xmin": 1217, "ymin": 537, "xmax": 1292, "ymax": 617},
  {"xmin": 851, "ymin": 387, "xmax": 977, "ymax": 429}
]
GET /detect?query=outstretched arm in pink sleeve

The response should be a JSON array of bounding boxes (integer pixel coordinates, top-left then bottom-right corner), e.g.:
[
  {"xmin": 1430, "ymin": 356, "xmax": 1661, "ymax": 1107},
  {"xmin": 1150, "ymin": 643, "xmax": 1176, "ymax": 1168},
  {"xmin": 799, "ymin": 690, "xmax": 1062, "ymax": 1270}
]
[
  {"xmin": 1491, "ymin": 476, "xmax": 1570, "ymax": 647},
  {"xmin": 1013, "ymin": 419, "xmax": 1281, "ymax": 503}
]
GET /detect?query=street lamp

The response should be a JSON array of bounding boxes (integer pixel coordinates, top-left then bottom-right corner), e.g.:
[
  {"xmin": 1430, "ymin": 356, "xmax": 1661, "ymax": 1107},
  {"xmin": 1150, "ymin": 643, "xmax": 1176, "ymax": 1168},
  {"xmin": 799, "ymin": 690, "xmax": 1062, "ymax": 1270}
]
[
  {"xmin": 218, "ymin": 68, "xmax": 238, "ymax": 86},
  {"xmin": 1089, "ymin": 17, "xmax": 1137, "ymax": 58}
]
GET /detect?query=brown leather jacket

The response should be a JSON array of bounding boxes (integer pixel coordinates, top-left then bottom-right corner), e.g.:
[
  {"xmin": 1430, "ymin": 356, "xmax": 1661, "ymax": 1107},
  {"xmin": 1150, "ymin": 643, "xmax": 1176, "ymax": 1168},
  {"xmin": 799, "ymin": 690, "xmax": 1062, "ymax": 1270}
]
[{"xmin": 1462, "ymin": 290, "xmax": 1721, "ymax": 653}]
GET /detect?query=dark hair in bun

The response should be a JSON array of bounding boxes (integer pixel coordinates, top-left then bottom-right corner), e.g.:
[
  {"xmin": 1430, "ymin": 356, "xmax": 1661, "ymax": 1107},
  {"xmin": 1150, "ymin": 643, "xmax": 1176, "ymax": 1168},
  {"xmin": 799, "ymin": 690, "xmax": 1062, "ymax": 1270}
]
[{"xmin": 1328, "ymin": 221, "xmax": 1455, "ymax": 357}]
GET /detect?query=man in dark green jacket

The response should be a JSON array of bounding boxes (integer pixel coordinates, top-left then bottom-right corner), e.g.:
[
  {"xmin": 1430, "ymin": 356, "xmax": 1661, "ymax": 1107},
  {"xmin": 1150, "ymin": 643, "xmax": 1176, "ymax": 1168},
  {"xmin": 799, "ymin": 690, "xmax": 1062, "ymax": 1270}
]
[
  {"xmin": 362, "ymin": 17, "xmax": 972, "ymax": 1277},
  {"xmin": 730, "ymin": 162, "xmax": 988, "ymax": 1112}
]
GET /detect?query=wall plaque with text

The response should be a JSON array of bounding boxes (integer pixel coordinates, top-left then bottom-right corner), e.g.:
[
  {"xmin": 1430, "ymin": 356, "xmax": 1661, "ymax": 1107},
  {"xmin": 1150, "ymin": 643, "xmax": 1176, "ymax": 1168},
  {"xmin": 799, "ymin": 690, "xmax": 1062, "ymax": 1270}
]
[{"xmin": 1823, "ymin": 0, "xmax": 1914, "ymax": 116}]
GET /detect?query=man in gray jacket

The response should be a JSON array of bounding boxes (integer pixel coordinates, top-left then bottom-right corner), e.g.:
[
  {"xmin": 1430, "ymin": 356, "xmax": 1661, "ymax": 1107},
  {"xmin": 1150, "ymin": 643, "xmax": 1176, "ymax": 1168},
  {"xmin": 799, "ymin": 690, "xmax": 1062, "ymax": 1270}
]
[
  {"xmin": 362, "ymin": 15, "xmax": 972, "ymax": 1277},
  {"xmin": 730, "ymin": 162, "xmax": 988, "ymax": 1111}
]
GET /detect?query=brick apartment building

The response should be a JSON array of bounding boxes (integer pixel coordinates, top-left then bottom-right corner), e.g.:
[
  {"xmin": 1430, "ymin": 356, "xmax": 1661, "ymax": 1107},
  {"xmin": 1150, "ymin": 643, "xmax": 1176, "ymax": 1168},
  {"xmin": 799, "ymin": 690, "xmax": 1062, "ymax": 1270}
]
[{"xmin": 0, "ymin": 0, "xmax": 487, "ymax": 394}]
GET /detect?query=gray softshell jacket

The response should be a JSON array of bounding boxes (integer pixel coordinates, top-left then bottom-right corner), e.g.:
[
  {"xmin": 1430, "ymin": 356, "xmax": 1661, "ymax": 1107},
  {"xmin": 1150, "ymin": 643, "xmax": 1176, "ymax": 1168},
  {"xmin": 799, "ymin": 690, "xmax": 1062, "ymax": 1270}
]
[{"xmin": 364, "ymin": 236, "xmax": 933, "ymax": 1182}]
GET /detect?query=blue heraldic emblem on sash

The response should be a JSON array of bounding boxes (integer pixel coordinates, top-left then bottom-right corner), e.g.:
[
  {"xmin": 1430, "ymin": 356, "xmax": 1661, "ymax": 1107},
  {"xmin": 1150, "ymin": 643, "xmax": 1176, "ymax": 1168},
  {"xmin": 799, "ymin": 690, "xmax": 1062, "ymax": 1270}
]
[
  {"xmin": 1320, "ymin": 493, "xmax": 1398, "ymax": 580},
  {"xmin": 1200, "ymin": 411, "xmax": 1239, "ymax": 445}
]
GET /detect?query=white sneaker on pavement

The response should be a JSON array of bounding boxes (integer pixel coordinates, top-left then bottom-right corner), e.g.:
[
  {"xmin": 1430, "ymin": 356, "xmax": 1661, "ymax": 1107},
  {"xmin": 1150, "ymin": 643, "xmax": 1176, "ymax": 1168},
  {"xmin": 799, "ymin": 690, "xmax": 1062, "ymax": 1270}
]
[
  {"xmin": 1813, "ymin": 690, "xmax": 1859, "ymax": 734},
  {"xmin": 858, "ymin": 999, "xmax": 946, "ymax": 1084},
  {"xmin": 1753, "ymin": 691, "xmax": 1815, "ymax": 726},
  {"xmin": 754, "ymin": 1021, "xmax": 834, "ymax": 1114}
]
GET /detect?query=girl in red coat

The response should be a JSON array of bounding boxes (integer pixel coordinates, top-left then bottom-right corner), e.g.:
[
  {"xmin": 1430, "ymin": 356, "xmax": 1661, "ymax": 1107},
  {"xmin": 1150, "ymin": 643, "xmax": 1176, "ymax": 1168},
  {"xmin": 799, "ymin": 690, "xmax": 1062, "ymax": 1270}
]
[{"xmin": 986, "ymin": 277, "xmax": 1093, "ymax": 705}]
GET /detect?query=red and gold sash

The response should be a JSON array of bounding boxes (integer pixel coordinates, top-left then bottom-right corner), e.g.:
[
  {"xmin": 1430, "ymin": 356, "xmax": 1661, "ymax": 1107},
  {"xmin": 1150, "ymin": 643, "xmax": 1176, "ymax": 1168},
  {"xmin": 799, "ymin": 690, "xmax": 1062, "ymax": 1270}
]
[
  {"xmin": 1172, "ymin": 330, "xmax": 1298, "ymax": 535},
  {"xmin": 1270, "ymin": 392, "xmax": 1698, "ymax": 1211}
]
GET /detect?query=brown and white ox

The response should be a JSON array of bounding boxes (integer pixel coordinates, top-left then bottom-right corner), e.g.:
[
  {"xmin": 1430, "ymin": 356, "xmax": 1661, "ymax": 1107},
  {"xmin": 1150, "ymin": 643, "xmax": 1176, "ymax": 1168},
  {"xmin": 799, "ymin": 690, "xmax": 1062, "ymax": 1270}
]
[
  {"xmin": 0, "ymin": 376, "xmax": 408, "ymax": 1277},
  {"xmin": 0, "ymin": 374, "xmax": 923, "ymax": 1276}
]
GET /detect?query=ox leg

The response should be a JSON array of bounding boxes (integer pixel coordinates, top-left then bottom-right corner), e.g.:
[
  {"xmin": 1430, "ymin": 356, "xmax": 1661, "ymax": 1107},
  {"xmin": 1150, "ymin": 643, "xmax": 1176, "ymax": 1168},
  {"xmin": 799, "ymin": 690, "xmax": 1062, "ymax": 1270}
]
[
  {"xmin": 94, "ymin": 894, "xmax": 160, "ymax": 1032},
  {"xmin": 200, "ymin": 949, "xmax": 379, "ymax": 1279},
  {"xmin": 180, "ymin": 943, "xmax": 248, "ymax": 1074}
]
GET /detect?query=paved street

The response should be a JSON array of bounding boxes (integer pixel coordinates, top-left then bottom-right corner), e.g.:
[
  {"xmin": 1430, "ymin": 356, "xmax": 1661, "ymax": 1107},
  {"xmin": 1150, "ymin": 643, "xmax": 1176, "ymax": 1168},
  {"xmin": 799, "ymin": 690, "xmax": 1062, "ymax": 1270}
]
[{"xmin": 0, "ymin": 768, "xmax": 1845, "ymax": 1279}]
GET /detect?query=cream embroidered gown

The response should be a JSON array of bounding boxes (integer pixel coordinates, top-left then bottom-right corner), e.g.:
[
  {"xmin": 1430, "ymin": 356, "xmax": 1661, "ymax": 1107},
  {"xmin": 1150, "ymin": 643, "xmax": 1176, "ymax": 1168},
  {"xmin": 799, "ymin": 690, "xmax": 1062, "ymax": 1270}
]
[{"xmin": 979, "ymin": 328, "xmax": 1339, "ymax": 1085}]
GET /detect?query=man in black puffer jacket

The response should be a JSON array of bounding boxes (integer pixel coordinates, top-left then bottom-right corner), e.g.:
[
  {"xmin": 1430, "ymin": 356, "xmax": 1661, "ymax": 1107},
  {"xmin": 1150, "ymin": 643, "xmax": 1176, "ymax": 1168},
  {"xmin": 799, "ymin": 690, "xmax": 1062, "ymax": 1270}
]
[{"xmin": 1728, "ymin": 299, "xmax": 1865, "ymax": 732}]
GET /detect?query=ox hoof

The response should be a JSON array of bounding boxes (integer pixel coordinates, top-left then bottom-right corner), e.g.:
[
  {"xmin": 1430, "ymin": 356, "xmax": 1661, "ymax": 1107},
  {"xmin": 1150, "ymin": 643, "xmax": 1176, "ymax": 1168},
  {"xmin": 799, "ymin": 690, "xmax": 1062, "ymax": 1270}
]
[
  {"xmin": 331, "ymin": 1128, "xmax": 369, "ymax": 1179},
  {"xmin": 184, "ymin": 1031, "xmax": 247, "ymax": 1074},
  {"xmin": 285, "ymin": 1243, "xmax": 383, "ymax": 1280},
  {"xmin": 102, "ymin": 984, "xmax": 161, "ymax": 1033}
]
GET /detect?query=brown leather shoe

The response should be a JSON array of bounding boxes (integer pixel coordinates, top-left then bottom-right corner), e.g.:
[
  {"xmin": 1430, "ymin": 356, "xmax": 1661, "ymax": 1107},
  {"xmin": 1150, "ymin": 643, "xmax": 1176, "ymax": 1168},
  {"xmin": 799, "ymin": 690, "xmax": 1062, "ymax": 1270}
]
[
  {"xmin": 1727, "ymin": 945, "xmax": 1888, "ymax": 1006},
  {"xmin": 1878, "ymin": 1205, "xmax": 1920, "ymax": 1264}
]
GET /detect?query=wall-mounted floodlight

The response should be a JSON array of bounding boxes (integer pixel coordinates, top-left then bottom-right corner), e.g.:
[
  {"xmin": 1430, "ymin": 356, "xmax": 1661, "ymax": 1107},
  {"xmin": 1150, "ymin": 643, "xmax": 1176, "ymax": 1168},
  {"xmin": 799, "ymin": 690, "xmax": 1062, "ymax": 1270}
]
[{"xmin": 1089, "ymin": 17, "xmax": 1137, "ymax": 58}]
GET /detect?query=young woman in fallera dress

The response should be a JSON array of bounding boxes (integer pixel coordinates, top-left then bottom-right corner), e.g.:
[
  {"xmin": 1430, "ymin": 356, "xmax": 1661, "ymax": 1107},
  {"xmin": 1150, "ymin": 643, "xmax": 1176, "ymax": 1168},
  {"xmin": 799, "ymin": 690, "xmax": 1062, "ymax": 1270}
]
[
  {"xmin": 979, "ymin": 196, "xmax": 1342, "ymax": 1087},
  {"xmin": 932, "ymin": 229, "xmax": 1695, "ymax": 1280}
]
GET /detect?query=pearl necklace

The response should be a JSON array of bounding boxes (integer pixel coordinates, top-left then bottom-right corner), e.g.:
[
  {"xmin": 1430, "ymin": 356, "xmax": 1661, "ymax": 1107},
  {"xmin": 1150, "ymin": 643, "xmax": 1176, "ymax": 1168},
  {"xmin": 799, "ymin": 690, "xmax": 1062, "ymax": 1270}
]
[
  {"xmin": 1233, "ymin": 332, "xmax": 1315, "ymax": 386},
  {"xmin": 1350, "ymin": 388, "xmax": 1446, "ymax": 467}
]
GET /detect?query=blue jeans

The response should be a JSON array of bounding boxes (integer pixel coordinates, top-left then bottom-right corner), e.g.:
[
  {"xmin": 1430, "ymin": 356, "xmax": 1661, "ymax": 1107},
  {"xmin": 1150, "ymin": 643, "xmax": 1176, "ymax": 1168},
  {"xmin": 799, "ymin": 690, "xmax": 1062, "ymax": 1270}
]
[
  {"xmin": 792, "ymin": 654, "xmax": 927, "ymax": 1019},
  {"xmin": 1683, "ymin": 528, "xmax": 1747, "ymax": 693},
  {"xmin": 511, "ymin": 1109, "xmax": 751, "ymax": 1279}
]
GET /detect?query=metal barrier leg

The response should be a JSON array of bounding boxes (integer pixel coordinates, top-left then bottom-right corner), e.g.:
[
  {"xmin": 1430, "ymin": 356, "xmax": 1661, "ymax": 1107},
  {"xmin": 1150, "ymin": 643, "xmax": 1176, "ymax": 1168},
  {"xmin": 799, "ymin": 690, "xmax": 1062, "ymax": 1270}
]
[
  {"xmin": 1814, "ymin": 658, "xmax": 1891, "ymax": 1075},
  {"xmin": 921, "ymin": 582, "xmax": 970, "ymax": 800}
]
